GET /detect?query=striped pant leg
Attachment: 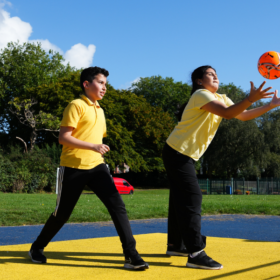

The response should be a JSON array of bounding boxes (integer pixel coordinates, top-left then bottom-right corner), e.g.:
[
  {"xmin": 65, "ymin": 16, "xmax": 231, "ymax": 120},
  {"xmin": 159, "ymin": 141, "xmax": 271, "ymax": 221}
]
[{"xmin": 32, "ymin": 167, "xmax": 87, "ymax": 249}]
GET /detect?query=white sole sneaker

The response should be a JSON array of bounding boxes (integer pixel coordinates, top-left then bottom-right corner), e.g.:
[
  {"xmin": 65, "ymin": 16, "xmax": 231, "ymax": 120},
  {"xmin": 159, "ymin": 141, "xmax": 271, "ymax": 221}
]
[{"xmin": 186, "ymin": 262, "xmax": 223, "ymax": 270}]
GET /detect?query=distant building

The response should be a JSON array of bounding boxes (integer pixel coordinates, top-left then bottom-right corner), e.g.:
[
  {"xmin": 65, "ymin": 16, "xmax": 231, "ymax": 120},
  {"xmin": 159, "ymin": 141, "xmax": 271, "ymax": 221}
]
[{"xmin": 114, "ymin": 163, "xmax": 130, "ymax": 174}]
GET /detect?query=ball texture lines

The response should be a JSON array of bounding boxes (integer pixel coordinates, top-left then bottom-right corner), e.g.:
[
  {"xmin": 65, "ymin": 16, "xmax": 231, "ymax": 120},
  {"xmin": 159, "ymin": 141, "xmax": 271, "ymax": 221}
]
[{"xmin": 258, "ymin": 51, "xmax": 280, "ymax": 80}]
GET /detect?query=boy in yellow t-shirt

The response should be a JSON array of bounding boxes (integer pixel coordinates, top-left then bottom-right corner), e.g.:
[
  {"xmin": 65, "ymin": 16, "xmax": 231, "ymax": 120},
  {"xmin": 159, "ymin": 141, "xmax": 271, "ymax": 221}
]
[{"xmin": 29, "ymin": 67, "xmax": 148, "ymax": 270}]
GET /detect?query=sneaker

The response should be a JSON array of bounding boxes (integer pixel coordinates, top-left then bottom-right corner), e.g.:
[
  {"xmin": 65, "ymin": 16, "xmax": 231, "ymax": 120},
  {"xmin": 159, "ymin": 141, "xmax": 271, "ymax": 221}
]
[
  {"xmin": 166, "ymin": 245, "xmax": 189, "ymax": 256},
  {"xmin": 28, "ymin": 248, "xmax": 47, "ymax": 264},
  {"xmin": 124, "ymin": 256, "xmax": 149, "ymax": 270},
  {"xmin": 186, "ymin": 251, "xmax": 223, "ymax": 270}
]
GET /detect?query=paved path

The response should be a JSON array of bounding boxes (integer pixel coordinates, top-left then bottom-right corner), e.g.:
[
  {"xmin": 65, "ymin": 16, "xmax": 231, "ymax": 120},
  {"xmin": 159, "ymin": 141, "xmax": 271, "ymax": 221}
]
[{"xmin": 1, "ymin": 214, "xmax": 279, "ymax": 245}]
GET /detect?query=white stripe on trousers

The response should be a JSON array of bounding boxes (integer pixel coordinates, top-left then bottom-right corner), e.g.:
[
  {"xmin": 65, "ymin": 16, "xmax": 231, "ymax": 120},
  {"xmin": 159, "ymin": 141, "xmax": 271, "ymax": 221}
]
[{"xmin": 54, "ymin": 166, "xmax": 65, "ymax": 216}]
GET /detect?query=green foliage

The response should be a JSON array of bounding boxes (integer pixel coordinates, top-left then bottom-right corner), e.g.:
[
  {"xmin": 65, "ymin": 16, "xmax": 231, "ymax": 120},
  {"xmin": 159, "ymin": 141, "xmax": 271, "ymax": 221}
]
[
  {"xmin": 131, "ymin": 76, "xmax": 191, "ymax": 120},
  {"xmin": 42, "ymin": 143, "xmax": 62, "ymax": 166},
  {"xmin": 0, "ymin": 42, "xmax": 75, "ymax": 147},
  {"xmin": 203, "ymin": 84, "xmax": 270, "ymax": 178},
  {"xmin": 0, "ymin": 145, "xmax": 56, "ymax": 193},
  {"xmin": 100, "ymin": 86, "xmax": 175, "ymax": 172}
]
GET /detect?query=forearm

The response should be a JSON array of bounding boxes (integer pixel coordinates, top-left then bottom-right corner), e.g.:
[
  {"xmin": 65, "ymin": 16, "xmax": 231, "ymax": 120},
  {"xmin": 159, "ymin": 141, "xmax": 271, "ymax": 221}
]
[
  {"xmin": 59, "ymin": 135, "xmax": 94, "ymax": 150},
  {"xmin": 236, "ymin": 103, "xmax": 272, "ymax": 121},
  {"xmin": 222, "ymin": 98, "xmax": 253, "ymax": 119}
]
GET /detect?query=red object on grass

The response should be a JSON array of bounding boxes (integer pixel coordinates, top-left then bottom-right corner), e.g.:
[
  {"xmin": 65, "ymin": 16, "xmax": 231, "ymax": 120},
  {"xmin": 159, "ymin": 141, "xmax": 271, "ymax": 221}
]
[{"xmin": 113, "ymin": 177, "xmax": 134, "ymax": 195}]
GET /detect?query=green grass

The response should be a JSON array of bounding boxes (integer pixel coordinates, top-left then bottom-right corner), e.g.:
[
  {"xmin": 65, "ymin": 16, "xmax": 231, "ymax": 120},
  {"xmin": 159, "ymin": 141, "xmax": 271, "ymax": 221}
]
[{"xmin": 0, "ymin": 190, "xmax": 279, "ymax": 226}]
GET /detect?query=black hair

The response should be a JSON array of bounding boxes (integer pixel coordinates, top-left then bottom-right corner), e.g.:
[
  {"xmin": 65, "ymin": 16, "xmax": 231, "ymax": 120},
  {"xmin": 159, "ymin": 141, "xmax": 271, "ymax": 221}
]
[
  {"xmin": 175, "ymin": 65, "xmax": 216, "ymax": 121},
  {"xmin": 80, "ymin": 66, "xmax": 109, "ymax": 93}
]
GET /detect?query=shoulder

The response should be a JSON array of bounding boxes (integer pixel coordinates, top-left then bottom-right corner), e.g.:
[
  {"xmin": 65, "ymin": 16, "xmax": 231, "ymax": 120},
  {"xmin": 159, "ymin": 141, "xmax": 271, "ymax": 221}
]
[
  {"xmin": 191, "ymin": 89, "xmax": 216, "ymax": 103},
  {"xmin": 70, "ymin": 98, "xmax": 87, "ymax": 107},
  {"xmin": 193, "ymin": 89, "xmax": 215, "ymax": 98},
  {"xmin": 64, "ymin": 98, "xmax": 87, "ymax": 115}
]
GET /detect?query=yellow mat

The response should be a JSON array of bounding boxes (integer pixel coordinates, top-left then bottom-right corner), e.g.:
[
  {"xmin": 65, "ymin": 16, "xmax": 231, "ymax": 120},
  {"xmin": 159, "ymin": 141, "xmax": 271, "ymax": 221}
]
[{"xmin": 1, "ymin": 234, "xmax": 280, "ymax": 280}]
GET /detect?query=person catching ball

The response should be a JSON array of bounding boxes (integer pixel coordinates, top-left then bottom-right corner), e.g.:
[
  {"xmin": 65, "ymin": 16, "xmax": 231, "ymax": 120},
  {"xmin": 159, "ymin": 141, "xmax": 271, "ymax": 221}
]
[{"xmin": 163, "ymin": 65, "xmax": 280, "ymax": 270}]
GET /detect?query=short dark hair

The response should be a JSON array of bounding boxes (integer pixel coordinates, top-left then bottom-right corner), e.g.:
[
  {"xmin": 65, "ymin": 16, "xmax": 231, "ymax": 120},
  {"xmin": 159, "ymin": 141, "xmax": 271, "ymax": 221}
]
[{"xmin": 80, "ymin": 66, "xmax": 109, "ymax": 92}]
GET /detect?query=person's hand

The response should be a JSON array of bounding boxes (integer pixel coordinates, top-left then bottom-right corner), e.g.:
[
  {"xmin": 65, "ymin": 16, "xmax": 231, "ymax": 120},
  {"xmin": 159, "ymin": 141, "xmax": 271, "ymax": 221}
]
[
  {"xmin": 248, "ymin": 81, "xmax": 273, "ymax": 102},
  {"xmin": 92, "ymin": 144, "xmax": 110, "ymax": 155},
  {"xmin": 269, "ymin": 90, "xmax": 280, "ymax": 108}
]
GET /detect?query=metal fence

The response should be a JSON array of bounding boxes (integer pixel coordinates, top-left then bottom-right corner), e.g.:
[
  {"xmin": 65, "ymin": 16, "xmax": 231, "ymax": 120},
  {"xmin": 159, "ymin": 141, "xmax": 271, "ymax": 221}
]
[{"xmin": 198, "ymin": 178, "xmax": 280, "ymax": 195}]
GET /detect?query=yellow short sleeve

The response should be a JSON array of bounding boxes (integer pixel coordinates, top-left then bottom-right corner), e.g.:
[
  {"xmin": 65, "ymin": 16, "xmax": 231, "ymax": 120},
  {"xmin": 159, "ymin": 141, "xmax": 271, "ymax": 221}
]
[
  {"xmin": 193, "ymin": 89, "xmax": 217, "ymax": 109},
  {"xmin": 61, "ymin": 103, "xmax": 81, "ymax": 128}
]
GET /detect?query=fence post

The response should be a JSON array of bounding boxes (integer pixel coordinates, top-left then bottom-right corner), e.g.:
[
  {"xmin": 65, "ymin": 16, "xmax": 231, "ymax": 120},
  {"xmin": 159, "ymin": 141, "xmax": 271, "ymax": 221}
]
[
  {"xmin": 231, "ymin": 178, "xmax": 233, "ymax": 194},
  {"xmin": 243, "ymin": 177, "xmax": 245, "ymax": 194},
  {"xmin": 56, "ymin": 167, "xmax": 60, "ymax": 195},
  {"xmin": 257, "ymin": 177, "xmax": 259, "ymax": 195},
  {"xmin": 206, "ymin": 178, "xmax": 209, "ymax": 194}
]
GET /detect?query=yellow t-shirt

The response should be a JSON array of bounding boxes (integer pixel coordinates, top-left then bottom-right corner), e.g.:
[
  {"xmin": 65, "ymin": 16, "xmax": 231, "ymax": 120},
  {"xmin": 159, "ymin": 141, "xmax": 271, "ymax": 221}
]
[
  {"xmin": 60, "ymin": 95, "xmax": 107, "ymax": 169},
  {"xmin": 167, "ymin": 89, "xmax": 234, "ymax": 161}
]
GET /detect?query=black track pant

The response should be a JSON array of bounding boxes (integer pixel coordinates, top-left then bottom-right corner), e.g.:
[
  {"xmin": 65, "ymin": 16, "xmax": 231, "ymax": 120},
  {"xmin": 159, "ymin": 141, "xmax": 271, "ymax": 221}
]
[
  {"xmin": 162, "ymin": 143, "xmax": 206, "ymax": 253},
  {"xmin": 32, "ymin": 164, "xmax": 138, "ymax": 258}
]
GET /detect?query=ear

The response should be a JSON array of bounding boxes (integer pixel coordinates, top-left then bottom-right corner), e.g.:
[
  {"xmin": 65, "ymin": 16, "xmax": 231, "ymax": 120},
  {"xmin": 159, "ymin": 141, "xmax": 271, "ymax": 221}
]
[
  {"xmin": 196, "ymin": 79, "xmax": 202, "ymax": 86},
  {"xmin": 83, "ymin": 81, "xmax": 88, "ymax": 89}
]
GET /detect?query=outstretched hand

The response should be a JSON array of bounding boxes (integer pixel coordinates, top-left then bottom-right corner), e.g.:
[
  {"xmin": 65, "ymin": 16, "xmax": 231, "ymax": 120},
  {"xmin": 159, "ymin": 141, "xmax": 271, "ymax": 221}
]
[
  {"xmin": 270, "ymin": 90, "xmax": 280, "ymax": 108},
  {"xmin": 248, "ymin": 81, "xmax": 273, "ymax": 102}
]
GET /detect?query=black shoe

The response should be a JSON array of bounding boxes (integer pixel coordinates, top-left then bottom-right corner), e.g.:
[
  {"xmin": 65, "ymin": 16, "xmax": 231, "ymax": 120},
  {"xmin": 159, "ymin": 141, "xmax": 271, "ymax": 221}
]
[
  {"xmin": 28, "ymin": 248, "xmax": 47, "ymax": 264},
  {"xmin": 166, "ymin": 245, "xmax": 189, "ymax": 256},
  {"xmin": 124, "ymin": 255, "xmax": 149, "ymax": 270},
  {"xmin": 186, "ymin": 251, "xmax": 223, "ymax": 270}
]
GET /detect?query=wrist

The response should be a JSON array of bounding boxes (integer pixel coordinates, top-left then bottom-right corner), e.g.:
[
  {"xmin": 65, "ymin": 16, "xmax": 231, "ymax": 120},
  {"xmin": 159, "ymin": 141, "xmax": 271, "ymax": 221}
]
[
  {"xmin": 269, "ymin": 101, "xmax": 276, "ymax": 109},
  {"xmin": 246, "ymin": 95, "xmax": 254, "ymax": 103}
]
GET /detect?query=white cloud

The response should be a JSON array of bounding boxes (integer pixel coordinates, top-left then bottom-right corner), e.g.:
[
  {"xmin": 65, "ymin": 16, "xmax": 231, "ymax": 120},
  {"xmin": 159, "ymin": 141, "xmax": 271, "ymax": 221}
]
[
  {"xmin": 29, "ymin": 39, "xmax": 63, "ymax": 54},
  {"xmin": 0, "ymin": 7, "xmax": 32, "ymax": 50},
  {"xmin": 0, "ymin": 1, "xmax": 12, "ymax": 9},
  {"xmin": 119, "ymin": 77, "xmax": 141, "ymax": 90},
  {"xmin": 64, "ymin": 43, "xmax": 96, "ymax": 69},
  {"xmin": 0, "ymin": 4, "xmax": 96, "ymax": 68}
]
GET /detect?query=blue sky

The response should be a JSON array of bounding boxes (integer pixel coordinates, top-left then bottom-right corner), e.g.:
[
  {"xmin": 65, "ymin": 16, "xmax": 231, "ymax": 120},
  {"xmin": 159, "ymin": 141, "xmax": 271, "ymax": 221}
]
[{"xmin": 1, "ymin": 0, "xmax": 280, "ymax": 93}]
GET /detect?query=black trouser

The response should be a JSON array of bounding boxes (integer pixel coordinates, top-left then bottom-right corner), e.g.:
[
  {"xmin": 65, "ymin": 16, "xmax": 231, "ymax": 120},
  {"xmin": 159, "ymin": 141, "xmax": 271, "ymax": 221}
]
[
  {"xmin": 32, "ymin": 164, "xmax": 138, "ymax": 258},
  {"xmin": 162, "ymin": 143, "xmax": 206, "ymax": 253}
]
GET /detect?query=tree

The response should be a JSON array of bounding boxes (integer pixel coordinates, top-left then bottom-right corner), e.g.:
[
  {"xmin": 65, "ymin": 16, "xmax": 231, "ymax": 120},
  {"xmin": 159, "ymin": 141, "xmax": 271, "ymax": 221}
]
[
  {"xmin": 203, "ymin": 84, "xmax": 269, "ymax": 178},
  {"xmin": 258, "ymin": 107, "xmax": 280, "ymax": 177},
  {"xmin": 0, "ymin": 42, "xmax": 74, "ymax": 147},
  {"xmin": 100, "ymin": 85, "xmax": 175, "ymax": 172},
  {"xmin": 8, "ymin": 98, "xmax": 61, "ymax": 151},
  {"xmin": 131, "ymin": 76, "xmax": 191, "ymax": 120}
]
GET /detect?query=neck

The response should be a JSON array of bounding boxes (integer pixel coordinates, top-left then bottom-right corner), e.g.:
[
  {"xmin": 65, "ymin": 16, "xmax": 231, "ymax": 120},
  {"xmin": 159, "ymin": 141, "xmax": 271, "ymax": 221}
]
[{"xmin": 84, "ymin": 93, "xmax": 96, "ymax": 104}]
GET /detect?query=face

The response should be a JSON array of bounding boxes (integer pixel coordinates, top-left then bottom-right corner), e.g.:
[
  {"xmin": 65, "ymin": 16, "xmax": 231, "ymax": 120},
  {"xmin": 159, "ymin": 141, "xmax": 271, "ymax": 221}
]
[
  {"xmin": 198, "ymin": 68, "xmax": 219, "ymax": 93},
  {"xmin": 83, "ymin": 74, "xmax": 107, "ymax": 103}
]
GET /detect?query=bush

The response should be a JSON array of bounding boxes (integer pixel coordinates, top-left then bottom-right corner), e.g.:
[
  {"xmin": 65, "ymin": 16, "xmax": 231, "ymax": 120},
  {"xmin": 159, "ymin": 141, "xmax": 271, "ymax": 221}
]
[
  {"xmin": 0, "ymin": 145, "xmax": 57, "ymax": 193},
  {"xmin": 0, "ymin": 151, "xmax": 17, "ymax": 192}
]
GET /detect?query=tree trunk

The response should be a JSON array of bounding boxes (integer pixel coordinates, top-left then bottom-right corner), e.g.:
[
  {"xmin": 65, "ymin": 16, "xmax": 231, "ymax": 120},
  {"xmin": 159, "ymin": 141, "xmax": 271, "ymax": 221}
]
[{"xmin": 30, "ymin": 129, "xmax": 37, "ymax": 150}]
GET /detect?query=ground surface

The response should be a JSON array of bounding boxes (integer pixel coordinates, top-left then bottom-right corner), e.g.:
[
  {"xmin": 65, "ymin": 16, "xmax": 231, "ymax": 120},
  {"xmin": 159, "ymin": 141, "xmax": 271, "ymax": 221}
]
[{"xmin": 1, "ymin": 215, "xmax": 280, "ymax": 280}]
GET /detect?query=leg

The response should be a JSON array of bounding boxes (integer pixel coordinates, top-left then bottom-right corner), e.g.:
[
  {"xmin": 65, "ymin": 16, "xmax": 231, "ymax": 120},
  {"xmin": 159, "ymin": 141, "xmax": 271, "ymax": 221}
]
[
  {"xmin": 166, "ymin": 187, "xmax": 188, "ymax": 256},
  {"xmin": 167, "ymin": 188, "xmax": 184, "ymax": 249},
  {"xmin": 32, "ymin": 167, "xmax": 87, "ymax": 249},
  {"xmin": 162, "ymin": 144, "xmax": 206, "ymax": 253},
  {"xmin": 87, "ymin": 164, "xmax": 137, "ymax": 257}
]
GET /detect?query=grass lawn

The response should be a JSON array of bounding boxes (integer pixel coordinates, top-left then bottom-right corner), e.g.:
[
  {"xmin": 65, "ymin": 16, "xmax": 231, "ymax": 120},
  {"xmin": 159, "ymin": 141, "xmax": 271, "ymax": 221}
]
[{"xmin": 0, "ymin": 190, "xmax": 280, "ymax": 226}]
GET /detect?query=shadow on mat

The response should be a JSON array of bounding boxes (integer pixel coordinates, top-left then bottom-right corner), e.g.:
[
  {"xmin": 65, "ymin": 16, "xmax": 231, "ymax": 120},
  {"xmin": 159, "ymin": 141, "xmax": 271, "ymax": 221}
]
[
  {"xmin": 195, "ymin": 260, "xmax": 280, "ymax": 280},
  {"xmin": 243, "ymin": 240, "xmax": 280, "ymax": 243},
  {"xmin": 0, "ymin": 251, "xmax": 172, "ymax": 269}
]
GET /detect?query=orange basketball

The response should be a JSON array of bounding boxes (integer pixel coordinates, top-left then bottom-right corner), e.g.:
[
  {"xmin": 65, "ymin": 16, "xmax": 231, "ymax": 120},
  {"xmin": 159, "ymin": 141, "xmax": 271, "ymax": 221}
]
[{"xmin": 258, "ymin": 51, "xmax": 280, "ymax": 79}]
